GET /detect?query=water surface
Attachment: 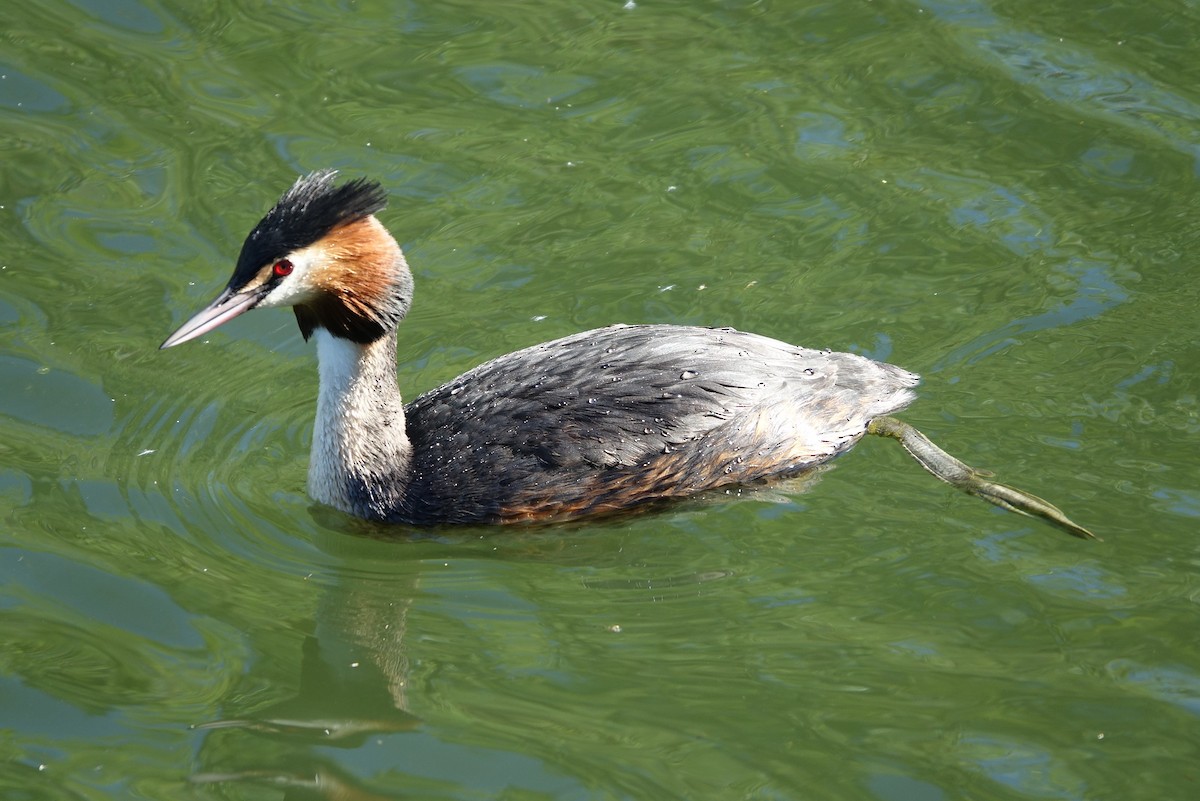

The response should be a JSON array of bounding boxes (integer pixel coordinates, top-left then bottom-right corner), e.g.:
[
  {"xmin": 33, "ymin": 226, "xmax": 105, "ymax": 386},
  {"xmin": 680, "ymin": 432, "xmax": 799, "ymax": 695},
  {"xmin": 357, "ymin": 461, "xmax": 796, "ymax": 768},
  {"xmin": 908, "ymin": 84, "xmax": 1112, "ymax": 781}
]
[{"xmin": 2, "ymin": 1, "xmax": 1199, "ymax": 799}]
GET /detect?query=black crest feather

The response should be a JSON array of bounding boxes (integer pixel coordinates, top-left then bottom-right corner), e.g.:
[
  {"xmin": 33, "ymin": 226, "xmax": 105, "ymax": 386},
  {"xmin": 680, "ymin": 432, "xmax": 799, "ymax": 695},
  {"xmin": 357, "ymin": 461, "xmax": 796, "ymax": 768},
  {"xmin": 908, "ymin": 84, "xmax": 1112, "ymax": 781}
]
[{"xmin": 229, "ymin": 169, "xmax": 388, "ymax": 289}]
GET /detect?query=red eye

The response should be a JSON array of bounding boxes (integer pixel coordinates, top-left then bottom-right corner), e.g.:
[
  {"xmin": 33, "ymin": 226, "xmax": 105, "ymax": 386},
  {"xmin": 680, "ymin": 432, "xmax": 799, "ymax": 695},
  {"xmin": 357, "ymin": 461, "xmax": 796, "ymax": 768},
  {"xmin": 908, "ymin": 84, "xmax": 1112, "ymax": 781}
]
[{"xmin": 272, "ymin": 259, "xmax": 294, "ymax": 277}]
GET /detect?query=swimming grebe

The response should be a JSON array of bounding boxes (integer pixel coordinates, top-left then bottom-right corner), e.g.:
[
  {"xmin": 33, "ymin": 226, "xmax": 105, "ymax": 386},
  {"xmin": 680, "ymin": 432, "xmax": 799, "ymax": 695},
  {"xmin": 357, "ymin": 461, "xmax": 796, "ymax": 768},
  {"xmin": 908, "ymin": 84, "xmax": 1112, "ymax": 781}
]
[{"xmin": 161, "ymin": 170, "xmax": 1094, "ymax": 539}]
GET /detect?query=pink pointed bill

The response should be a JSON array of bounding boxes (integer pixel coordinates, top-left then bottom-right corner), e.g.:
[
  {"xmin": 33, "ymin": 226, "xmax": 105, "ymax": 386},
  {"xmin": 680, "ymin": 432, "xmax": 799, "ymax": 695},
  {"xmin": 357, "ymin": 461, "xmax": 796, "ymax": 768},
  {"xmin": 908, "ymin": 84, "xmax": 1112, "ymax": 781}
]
[{"xmin": 160, "ymin": 287, "xmax": 261, "ymax": 349}]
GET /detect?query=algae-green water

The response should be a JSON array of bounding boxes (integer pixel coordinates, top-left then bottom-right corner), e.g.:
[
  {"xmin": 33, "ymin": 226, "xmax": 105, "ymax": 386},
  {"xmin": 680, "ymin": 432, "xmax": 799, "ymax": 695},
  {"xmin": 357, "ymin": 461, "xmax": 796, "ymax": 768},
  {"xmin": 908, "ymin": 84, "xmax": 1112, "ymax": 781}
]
[{"xmin": 2, "ymin": 1, "xmax": 1198, "ymax": 799}]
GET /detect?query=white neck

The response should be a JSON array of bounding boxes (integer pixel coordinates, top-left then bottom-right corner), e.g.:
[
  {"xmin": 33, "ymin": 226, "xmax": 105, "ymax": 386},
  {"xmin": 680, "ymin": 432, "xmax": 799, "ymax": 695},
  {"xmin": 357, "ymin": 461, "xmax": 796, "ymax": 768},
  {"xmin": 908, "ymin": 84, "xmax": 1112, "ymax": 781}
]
[{"xmin": 309, "ymin": 328, "xmax": 412, "ymax": 520}]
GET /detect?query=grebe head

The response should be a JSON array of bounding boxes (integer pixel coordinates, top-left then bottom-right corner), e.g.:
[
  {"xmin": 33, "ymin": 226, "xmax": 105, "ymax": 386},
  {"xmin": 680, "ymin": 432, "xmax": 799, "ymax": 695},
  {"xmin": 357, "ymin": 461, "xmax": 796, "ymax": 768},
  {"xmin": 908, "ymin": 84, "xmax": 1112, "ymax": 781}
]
[{"xmin": 160, "ymin": 170, "xmax": 412, "ymax": 349}]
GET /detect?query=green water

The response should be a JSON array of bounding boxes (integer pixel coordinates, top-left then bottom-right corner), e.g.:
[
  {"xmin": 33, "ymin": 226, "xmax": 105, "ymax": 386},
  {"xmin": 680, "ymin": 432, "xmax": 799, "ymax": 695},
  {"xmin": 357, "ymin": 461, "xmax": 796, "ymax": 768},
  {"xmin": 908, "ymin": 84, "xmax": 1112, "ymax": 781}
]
[{"xmin": 2, "ymin": 0, "xmax": 1199, "ymax": 798}]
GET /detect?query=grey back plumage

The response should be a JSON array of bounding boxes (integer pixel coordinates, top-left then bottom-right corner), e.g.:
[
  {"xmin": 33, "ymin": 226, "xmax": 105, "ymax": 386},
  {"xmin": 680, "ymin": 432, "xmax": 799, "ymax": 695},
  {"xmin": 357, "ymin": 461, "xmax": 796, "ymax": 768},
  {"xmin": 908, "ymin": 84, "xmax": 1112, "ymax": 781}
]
[{"xmin": 399, "ymin": 324, "xmax": 918, "ymax": 523}]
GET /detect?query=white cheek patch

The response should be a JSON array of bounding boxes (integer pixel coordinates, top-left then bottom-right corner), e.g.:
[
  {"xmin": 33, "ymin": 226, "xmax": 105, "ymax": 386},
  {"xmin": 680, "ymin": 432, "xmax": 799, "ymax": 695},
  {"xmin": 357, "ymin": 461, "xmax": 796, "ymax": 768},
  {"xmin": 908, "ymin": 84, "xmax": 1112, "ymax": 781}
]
[{"xmin": 256, "ymin": 244, "xmax": 326, "ymax": 309}]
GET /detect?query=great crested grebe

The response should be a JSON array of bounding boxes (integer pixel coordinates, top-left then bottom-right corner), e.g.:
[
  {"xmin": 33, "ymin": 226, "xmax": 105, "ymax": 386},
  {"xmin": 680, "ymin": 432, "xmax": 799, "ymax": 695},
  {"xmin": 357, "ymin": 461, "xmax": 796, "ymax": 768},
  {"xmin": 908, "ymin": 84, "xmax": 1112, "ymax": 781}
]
[{"xmin": 161, "ymin": 170, "xmax": 1094, "ymax": 538}]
